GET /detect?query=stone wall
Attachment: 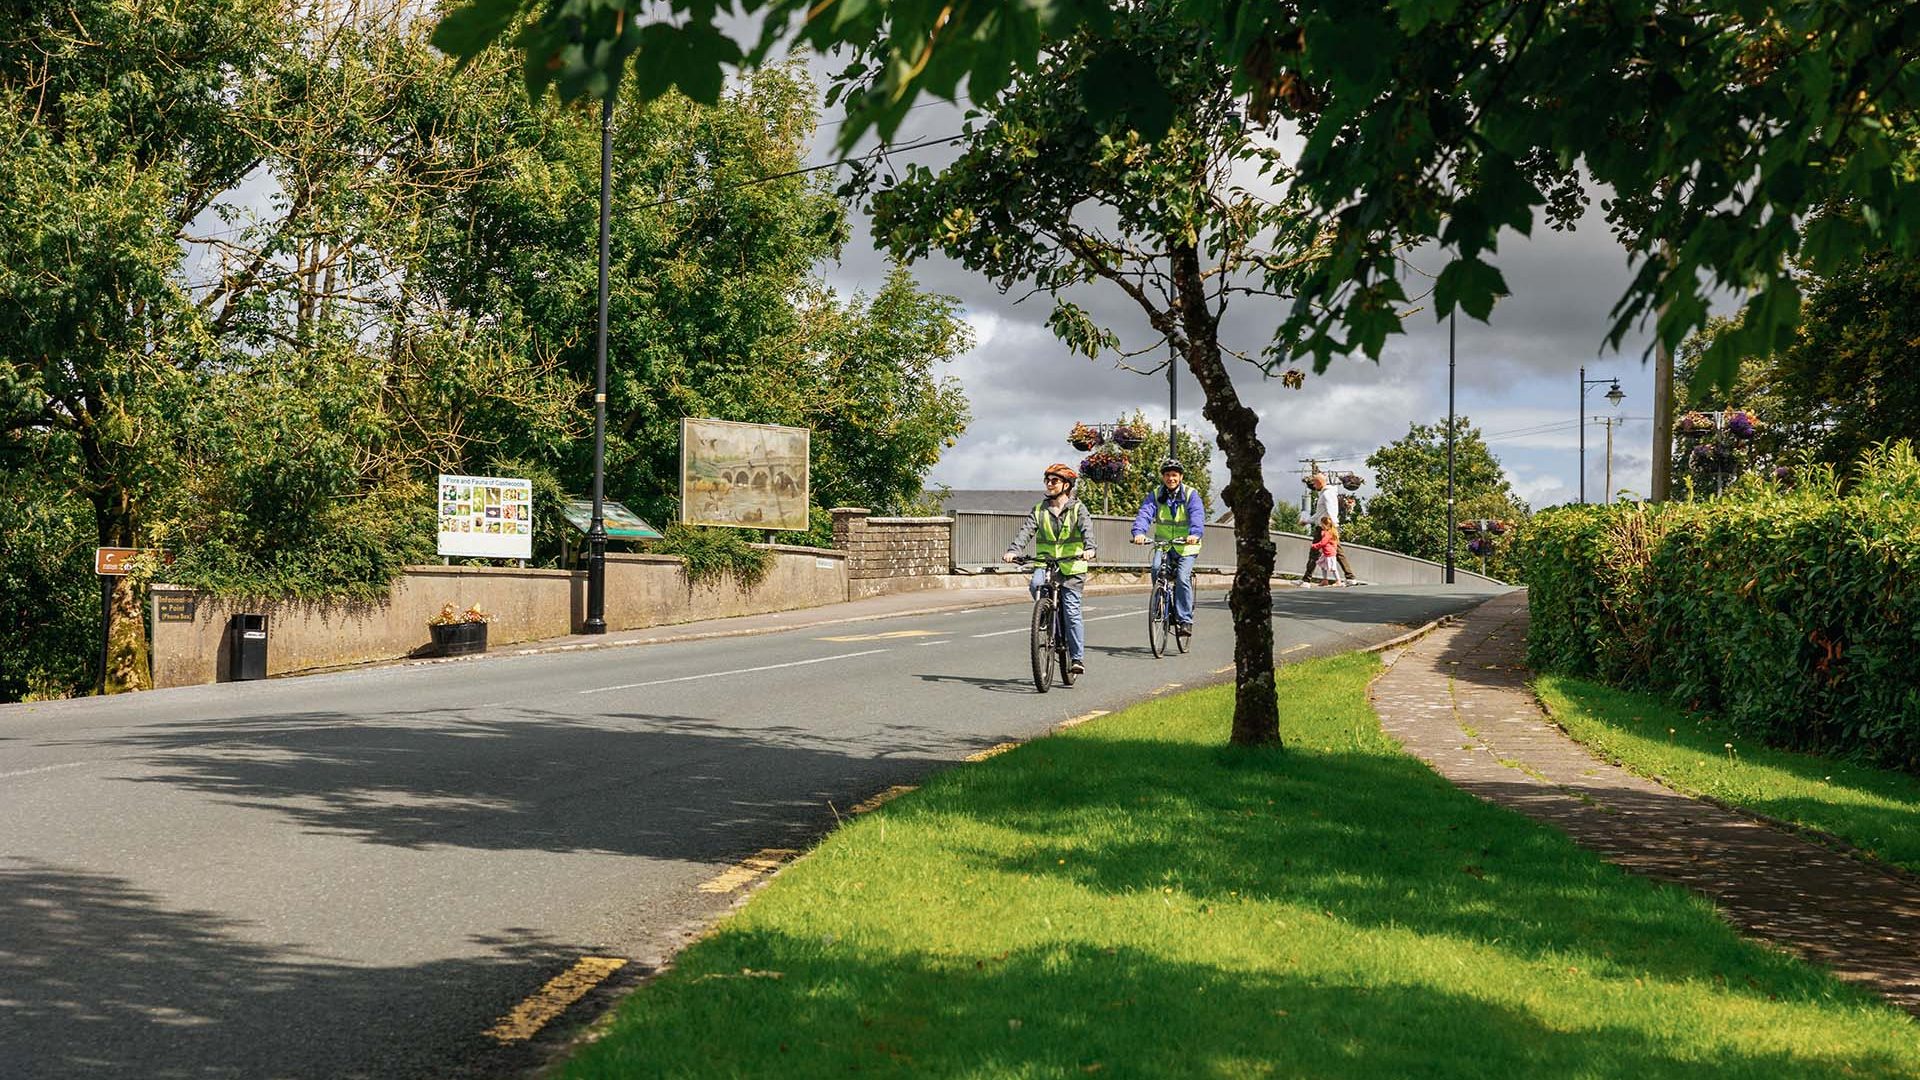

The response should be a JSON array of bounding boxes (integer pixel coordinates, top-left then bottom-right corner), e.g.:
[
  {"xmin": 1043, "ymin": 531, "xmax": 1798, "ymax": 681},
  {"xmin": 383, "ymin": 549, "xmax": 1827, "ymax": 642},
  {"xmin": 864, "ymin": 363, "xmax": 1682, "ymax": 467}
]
[
  {"xmin": 149, "ymin": 545, "xmax": 848, "ymax": 688},
  {"xmin": 831, "ymin": 507, "xmax": 954, "ymax": 599}
]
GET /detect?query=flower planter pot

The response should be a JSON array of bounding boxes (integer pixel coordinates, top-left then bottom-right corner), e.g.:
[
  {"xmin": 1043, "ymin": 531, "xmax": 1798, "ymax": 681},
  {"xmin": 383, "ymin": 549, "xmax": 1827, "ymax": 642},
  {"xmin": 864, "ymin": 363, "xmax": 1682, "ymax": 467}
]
[
  {"xmin": 429, "ymin": 620, "xmax": 488, "ymax": 657},
  {"xmin": 1070, "ymin": 438, "xmax": 1099, "ymax": 452},
  {"xmin": 1111, "ymin": 431, "xmax": 1144, "ymax": 450}
]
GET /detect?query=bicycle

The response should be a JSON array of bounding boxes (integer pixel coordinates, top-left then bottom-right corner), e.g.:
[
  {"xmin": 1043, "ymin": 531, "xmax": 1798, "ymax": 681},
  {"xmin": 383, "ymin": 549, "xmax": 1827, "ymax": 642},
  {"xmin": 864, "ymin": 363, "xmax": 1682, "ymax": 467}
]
[
  {"xmin": 1145, "ymin": 539, "xmax": 1191, "ymax": 658},
  {"xmin": 1015, "ymin": 554, "xmax": 1078, "ymax": 693}
]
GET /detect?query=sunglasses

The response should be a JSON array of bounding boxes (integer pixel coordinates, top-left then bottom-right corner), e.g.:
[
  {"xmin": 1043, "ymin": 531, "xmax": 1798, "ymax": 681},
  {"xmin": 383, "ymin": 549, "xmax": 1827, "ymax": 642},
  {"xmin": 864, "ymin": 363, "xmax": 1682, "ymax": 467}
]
[{"xmin": 1043, "ymin": 476, "xmax": 1067, "ymax": 484}]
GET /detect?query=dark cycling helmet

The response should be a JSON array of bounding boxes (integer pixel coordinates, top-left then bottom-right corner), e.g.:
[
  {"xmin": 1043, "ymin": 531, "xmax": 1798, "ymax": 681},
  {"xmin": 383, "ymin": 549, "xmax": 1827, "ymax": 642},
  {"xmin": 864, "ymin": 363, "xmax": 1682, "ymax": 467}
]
[{"xmin": 1159, "ymin": 458, "xmax": 1185, "ymax": 474}]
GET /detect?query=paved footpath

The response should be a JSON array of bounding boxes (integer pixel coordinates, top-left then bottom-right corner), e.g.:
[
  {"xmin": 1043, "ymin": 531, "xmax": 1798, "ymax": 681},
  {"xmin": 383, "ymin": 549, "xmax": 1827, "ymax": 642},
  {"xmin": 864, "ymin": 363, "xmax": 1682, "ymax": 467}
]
[{"xmin": 1370, "ymin": 590, "xmax": 1920, "ymax": 1015}]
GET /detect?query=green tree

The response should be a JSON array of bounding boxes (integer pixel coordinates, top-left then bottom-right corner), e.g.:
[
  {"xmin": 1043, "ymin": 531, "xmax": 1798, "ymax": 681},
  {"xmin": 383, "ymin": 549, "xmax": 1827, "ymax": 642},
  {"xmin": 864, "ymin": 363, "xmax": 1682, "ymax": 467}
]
[
  {"xmin": 865, "ymin": 8, "xmax": 1319, "ymax": 746},
  {"xmin": 438, "ymin": 0, "xmax": 1920, "ymax": 391},
  {"xmin": 419, "ymin": 62, "xmax": 970, "ymax": 534},
  {"xmin": 802, "ymin": 265, "xmax": 974, "ymax": 516},
  {"xmin": 1675, "ymin": 248, "xmax": 1920, "ymax": 485},
  {"xmin": 1342, "ymin": 419, "xmax": 1530, "ymax": 582}
]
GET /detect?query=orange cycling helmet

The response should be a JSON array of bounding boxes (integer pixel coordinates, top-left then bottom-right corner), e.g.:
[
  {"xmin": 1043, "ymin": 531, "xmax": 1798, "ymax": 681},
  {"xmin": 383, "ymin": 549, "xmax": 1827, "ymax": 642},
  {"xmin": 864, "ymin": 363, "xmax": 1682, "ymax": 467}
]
[{"xmin": 1043, "ymin": 463, "xmax": 1078, "ymax": 483}]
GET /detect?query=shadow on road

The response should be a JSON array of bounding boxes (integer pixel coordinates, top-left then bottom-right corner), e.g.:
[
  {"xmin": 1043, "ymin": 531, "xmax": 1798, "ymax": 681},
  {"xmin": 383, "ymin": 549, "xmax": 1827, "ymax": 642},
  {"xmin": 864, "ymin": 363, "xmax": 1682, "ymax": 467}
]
[
  {"xmin": 0, "ymin": 859, "xmax": 590, "ymax": 1079},
  {"xmin": 89, "ymin": 708, "xmax": 956, "ymax": 861}
]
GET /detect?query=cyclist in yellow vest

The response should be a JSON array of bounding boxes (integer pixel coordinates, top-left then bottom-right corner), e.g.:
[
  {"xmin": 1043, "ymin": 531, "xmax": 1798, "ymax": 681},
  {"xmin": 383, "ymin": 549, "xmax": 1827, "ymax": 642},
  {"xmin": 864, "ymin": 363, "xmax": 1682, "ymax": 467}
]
[
  {"xmin": 1129, "ymin": 458, "xmax": 1205, "ymax": 637},
  {"xmin": 1001, "ymin": 463, "xmax": 1098, "ymax": 674}
]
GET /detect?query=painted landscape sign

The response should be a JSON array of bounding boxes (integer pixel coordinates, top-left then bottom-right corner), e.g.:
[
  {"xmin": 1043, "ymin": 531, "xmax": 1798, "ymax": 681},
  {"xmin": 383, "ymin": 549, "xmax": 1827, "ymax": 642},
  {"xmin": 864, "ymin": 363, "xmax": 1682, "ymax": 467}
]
[
  {"xmin": 437, "ymin": 474, "xmax": 534, "ymax": 560},
  {"xmin": 680, "ymin": 418, "xmax": 810, "ymax": 532}
]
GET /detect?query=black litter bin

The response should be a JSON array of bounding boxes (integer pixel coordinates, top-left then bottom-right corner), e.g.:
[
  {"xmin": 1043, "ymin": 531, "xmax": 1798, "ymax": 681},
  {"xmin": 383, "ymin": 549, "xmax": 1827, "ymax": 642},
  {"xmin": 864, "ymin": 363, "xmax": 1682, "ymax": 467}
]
[{"xmin": 230, "ymin": 613, "xmax": 268, "ymax": 681}]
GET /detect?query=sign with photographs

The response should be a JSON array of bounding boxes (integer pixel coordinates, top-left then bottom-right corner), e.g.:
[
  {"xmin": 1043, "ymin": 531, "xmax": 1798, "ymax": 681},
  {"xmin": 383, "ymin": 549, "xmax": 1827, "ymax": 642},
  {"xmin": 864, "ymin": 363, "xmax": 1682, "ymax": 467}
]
[
  {"xmin": 680, "ymin": 418, "xmax": 810, "ymax": 532},
  {"xmin": 437, "ymin": 474, "xmax": 534, "ymax": 560}
]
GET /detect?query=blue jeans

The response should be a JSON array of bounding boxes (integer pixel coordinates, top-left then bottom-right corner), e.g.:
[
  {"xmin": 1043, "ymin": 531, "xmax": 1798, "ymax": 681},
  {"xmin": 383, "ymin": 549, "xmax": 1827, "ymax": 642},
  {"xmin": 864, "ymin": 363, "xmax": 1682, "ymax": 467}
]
[
  {"xmin": 1163, "ymin": 550, "xmax": 1196, "ymax": 625},
  {"xmin": 1030, "ymin": 569, "xmax": 1085, "ymax": 661}
]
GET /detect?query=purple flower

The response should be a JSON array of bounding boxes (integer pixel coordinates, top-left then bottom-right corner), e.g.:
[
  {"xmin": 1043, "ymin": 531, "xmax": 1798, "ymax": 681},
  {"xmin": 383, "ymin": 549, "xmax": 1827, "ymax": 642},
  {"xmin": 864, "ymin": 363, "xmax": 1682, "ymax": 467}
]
[{"xmin": 1726, "ymin": 410, "xmax": 1755, "ymax": 438}]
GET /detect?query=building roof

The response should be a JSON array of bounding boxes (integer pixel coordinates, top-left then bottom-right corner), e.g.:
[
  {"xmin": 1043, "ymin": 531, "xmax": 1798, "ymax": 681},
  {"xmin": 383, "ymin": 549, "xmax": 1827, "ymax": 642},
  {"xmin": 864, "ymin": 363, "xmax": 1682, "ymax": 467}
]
[{"xmin": 939, "ymin": 489, "xmax": 1042, "ymax": 515}]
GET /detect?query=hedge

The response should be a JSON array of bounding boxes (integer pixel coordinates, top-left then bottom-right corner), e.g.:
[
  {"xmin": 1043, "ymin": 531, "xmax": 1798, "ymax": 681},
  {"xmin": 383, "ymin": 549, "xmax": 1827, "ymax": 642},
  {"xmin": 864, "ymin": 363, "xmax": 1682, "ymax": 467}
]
[{"xmin": 1518, "ymin": 454, "xmax": 1920, "ymax": 772}]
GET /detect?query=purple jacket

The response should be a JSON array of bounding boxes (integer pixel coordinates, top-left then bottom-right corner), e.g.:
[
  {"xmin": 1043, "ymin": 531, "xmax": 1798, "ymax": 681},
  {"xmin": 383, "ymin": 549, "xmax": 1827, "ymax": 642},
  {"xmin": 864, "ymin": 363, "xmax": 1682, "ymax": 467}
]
[{"xmin": 1131, "ymin": 484, "xmax": 1206, "ymax": 538}]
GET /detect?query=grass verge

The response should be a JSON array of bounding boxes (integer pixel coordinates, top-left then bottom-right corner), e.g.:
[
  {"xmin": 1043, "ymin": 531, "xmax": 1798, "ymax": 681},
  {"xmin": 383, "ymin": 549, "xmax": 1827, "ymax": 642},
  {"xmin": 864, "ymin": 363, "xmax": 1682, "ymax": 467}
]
[
  {"xmin": 1535, "ymin": 674, "xmax": 1920, "ymax": 875},
  {"xmin": 563, "ymin": 654, "xmax": 1917, "ymax": 1078}
]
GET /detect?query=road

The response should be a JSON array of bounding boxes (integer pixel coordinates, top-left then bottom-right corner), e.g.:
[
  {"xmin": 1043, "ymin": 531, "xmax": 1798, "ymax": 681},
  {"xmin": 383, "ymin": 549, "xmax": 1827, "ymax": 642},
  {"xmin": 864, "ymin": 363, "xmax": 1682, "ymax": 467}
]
[{"xmin": 0, "ymin": 582, "xmax": 1505, "ymax": 1079}]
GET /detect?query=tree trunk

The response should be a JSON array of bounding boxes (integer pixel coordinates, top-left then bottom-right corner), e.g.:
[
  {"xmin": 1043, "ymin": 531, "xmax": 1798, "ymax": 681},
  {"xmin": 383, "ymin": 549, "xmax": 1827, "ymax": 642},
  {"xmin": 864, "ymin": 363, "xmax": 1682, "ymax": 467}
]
[
  {"xmin": 1171, "ymin": 244, "xmax": 1279, "ymax": 746},
  {"xmin": 84, "ymin": 442, "xmax": 151, "ymax": 695}
]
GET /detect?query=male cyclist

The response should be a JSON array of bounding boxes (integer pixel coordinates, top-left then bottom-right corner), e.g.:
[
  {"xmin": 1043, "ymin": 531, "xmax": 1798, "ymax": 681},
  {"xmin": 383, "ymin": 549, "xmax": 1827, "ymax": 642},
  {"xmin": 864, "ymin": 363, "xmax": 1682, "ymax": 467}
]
[
  {"xmin": 1130, "ymin": 458, "xmax": 1205, "ymax": 637},
  {"xmin": 1002, "ymin": 463, "xmax": 1098, "ymax": 674}
]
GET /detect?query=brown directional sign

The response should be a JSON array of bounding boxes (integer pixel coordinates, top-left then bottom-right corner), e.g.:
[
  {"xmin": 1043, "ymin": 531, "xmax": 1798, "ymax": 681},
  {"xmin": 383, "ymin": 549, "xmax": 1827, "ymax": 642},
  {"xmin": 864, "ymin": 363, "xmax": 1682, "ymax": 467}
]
[{"xmin": 94, "ymin": 547, "xmax": 170, "ymax": 576}]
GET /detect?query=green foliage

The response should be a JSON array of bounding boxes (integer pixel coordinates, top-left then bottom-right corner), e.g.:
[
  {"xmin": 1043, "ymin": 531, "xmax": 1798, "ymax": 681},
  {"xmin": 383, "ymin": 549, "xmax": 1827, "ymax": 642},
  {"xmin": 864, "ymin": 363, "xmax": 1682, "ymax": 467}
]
[
  {"xmin": 1339, "ymin": 418, "xmax": 1529, "ymax": 581},
  {"xmin": 1519, "ymin": 445, "xmax": 1920, "ymax": 771},
  {"xmin": 1677, "ymin": 247, "xmax": 1920, "ymax": 476},
  {"xmin": 0, "ymin": 438, "xmax": 98, "ymax": 700},
  {"xmin": 643, "ymin": 523, "xmax": 773, "ymax": 589},
  {"xmin": 440, "ymin": 1, "xmax": 1920, "ymax": 394},
  {"xmin": 556, "ymin": 655, "xmax": 1920, "ymax": 1078},
  {"xmin": 0, "ymin": 9, "xmax": 971, "ymax": 701}
]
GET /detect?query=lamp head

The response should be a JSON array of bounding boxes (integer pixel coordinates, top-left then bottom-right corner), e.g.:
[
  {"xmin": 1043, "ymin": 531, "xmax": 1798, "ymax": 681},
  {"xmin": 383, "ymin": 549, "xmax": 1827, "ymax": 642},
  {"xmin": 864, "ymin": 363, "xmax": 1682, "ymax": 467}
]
[{"xmin": 1605, "ymin": 381, "xmax": 1625, "ymax": 407}]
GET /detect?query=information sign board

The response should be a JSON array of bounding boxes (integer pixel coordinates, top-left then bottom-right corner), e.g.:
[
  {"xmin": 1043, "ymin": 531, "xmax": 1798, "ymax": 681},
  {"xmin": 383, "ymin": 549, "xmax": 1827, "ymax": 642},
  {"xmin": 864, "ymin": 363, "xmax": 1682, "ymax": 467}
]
[
  {"xmin": 559, "ymin": 498, "xmax": 663, "ymax": 540},
  {"xmin": 437, "ymin": 474, "xmax": 534, "ymax": 560}
]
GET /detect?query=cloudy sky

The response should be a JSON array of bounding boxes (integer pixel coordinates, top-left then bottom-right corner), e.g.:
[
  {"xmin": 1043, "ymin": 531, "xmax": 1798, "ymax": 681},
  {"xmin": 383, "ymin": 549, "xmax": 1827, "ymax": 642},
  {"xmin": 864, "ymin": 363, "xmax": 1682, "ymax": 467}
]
[{"xmin": 802, "ymin": 90, "xmax": 1700, "ymax": 516}]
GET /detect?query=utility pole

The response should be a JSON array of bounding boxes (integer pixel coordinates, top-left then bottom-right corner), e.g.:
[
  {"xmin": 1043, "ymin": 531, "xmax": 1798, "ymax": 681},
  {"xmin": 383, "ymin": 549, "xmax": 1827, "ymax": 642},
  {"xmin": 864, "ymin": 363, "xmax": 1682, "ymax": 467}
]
[
  {"xmin": 1446, "ymin": 310, "xmax": 1456, "ymax": 584},
  {"xmin": 1593, "ymin": 416, "xmax": 1622, "ymax": 504},
  {"xmin": 1651, "ymin": 238, "xmax": 1676, "ymax": 502}
]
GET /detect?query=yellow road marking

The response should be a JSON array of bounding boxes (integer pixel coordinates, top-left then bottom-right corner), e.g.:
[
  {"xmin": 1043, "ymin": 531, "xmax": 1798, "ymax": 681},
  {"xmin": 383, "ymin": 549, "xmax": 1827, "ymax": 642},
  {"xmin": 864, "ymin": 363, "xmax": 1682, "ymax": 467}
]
[
  {"xmin": 965, "ymin": 741, "xmax": 1021, "ymax": 762},
  {"xmin": 696, "ymin": 848, "xmax": 799, "ymax": 893},
  {"xmin": 1281, "ymin": 643, "xmax": 1312, "ymax": 654},
  {"xmin": 1150, "ymin": 682, "xmax": 1183, "ymax": 696},
  {"xmin": 816, "ymin": 629, "xmax": 940, "ymax": 642},
  {"xmin": 1212, "ymin": 664, "xmax": 1235, "ymax": 674},
  {"xmin": 484, "ymin": 956, "xmax": 627, "ymax": 1044},
  {"xmin": 850, "ymin": 785, "xmax": 917, "ymax": 814},
  {"xmin": 1058, "ymin": 709, "xmax": 1110, "ymax": 729}
]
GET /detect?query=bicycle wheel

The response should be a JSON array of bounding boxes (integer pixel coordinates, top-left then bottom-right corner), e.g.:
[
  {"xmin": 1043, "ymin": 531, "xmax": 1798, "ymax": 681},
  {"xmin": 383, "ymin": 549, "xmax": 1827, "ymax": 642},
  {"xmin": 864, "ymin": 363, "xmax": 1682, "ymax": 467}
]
[
  {"xmin": 1148, "ymin": 582, "xmax": 1168, "ymax": 658},
  {"xmin": 1030, "ymin": 595, "xmax": 1055, "ymax": 693}
]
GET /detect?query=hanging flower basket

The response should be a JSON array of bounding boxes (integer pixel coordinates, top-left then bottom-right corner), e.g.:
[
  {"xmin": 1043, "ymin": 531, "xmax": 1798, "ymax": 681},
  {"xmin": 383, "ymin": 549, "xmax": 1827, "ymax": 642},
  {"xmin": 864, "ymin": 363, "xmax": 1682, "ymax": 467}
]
[
  {"xmin": 1690, "ymin": 442, "xmax": 1738, "ymax": 472},
  {"xmin": 1466, "ymin": 537, "xmax": 1494, "ymax": 557},
  {"xmin": 1080, "ymin": 451, "xmax": 1128, "ymax": 483},
  {"xmin": 1724, "ymin": 409, "xmax": 1758, "ymax": 439},
  {"xmin": 1110, "ymin": 424, "xmax": 1144, "ymax": 450},
  {"xmin": 1676, "ymin": 411, "xmax": 1716, "ymax": 436},
  {"xmin": 1339, "ymin": 472, "xmax": 1364, "ymax": 491},
  {"xmin": 1068, "ymin": 423, "xmax": 1103, "ymax": 452}
]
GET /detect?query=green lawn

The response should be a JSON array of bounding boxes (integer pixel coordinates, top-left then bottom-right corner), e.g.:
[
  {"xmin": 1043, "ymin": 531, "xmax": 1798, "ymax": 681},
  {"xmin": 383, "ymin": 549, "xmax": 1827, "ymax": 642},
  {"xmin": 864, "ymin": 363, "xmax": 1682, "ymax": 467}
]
[
  {"xmin": 1534, "ymin": 675, "xmax": 1920, "ymax": 876},
  {"xmin": 563, "ymin": 655, "xmax": 1918, "ymax": 1079}
]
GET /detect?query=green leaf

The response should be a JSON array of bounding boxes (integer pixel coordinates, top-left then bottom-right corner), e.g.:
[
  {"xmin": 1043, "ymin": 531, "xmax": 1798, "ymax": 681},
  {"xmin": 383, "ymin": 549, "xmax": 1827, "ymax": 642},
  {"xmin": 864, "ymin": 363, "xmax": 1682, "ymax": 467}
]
[
  {"xmin": 1433, "ymin": 257, "xmax": 1508, "ymax": 321},
  {"xmin": 431, "ymin": 0, "xmax": 523, "ymax": 61}
]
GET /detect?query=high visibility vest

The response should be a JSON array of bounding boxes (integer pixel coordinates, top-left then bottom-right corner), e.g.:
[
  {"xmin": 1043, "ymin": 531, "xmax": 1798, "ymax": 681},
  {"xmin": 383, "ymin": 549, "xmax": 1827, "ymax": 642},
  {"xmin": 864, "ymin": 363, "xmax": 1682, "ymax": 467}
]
[
  {"xmin": 1152, "ymin": 487, "xmax": 1202, "ymax": 556},
  {"xmin": 1033, "ymin": 501, "xmax": 1090, "ymax": 576}
]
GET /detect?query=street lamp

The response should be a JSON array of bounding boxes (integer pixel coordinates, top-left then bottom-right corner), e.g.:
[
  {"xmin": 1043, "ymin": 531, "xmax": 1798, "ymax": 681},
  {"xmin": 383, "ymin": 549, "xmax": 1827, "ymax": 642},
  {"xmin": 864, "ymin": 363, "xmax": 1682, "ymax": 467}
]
[
  {"xmin": 584, "ymin": 93, "xmax": 614, "ymax": 634},
  {"xmin": 1578, "ymin": 366, "xmax": 1624, "ymax": 504}
]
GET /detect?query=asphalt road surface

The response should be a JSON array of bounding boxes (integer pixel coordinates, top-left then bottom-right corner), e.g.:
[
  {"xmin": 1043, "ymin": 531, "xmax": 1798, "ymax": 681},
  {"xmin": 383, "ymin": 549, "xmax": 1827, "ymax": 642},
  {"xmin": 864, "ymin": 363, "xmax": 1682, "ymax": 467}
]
[{"xmin": 0, "ymin": 582, "xmax": 1505, "ymax": 1079}]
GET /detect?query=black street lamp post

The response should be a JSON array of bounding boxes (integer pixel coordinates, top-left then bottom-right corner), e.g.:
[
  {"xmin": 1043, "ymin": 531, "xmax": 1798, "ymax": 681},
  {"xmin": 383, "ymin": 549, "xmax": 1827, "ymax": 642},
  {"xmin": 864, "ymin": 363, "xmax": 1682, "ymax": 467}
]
[
  {"xmin": 585, "ymin": 93, "xmax": 613, "ymax": 634},
  {"xmin": 1578, "ymin": 366, "xmax": 1625, "ymax": 504}
]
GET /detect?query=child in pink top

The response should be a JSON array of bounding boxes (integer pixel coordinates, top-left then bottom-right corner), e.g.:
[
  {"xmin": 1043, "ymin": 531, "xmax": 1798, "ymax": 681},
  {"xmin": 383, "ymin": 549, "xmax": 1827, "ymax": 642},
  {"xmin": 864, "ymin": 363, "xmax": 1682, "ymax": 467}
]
[{"xmin": 1311, "ymin": 517, "xmax": 1345, "ymax": 586}]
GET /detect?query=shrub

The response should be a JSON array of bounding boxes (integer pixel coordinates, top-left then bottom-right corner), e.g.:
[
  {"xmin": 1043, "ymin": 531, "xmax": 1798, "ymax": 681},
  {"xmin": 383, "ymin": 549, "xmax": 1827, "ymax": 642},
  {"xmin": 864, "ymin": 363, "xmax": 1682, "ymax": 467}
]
[{"xmin": 1518, "ymin": 445, "xmax": 1920, "ymax": 772}]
